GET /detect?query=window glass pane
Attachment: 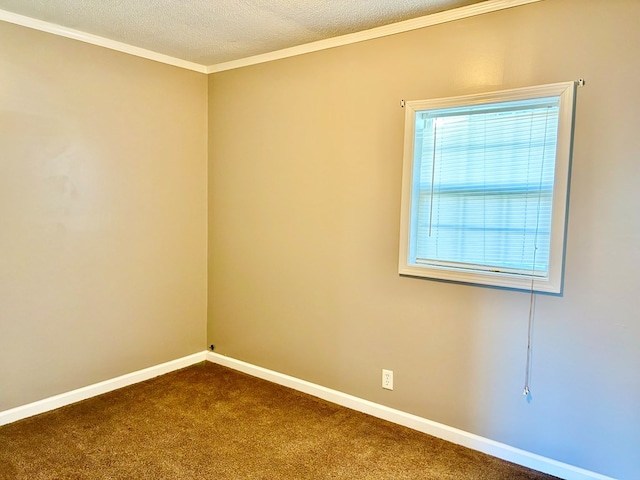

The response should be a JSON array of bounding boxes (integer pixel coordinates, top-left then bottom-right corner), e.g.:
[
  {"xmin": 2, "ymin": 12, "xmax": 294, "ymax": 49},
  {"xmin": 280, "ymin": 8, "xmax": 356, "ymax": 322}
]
[{"xmin": 412, "ymin": 97, "xmax": 560, "ymax": 276}]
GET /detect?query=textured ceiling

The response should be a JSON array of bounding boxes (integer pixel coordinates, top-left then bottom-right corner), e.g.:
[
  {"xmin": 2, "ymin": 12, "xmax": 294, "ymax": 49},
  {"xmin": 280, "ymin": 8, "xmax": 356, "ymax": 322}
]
[{"xmin": 0, "ymin": 0, "xmax": 485, "ymax": 66}]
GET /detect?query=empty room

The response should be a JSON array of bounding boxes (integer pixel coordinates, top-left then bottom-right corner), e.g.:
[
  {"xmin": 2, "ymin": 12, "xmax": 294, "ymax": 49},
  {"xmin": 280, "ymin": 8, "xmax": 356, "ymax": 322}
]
[{"xmin": 0, "ymin": 0, "xmax": 638, "ymax": 479}]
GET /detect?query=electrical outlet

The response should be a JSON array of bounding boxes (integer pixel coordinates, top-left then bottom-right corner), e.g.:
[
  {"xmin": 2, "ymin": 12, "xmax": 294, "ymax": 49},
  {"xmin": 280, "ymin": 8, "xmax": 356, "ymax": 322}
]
[{"xmin": 382, "ymin": 369, "xmax": 393, "ymax": 390}]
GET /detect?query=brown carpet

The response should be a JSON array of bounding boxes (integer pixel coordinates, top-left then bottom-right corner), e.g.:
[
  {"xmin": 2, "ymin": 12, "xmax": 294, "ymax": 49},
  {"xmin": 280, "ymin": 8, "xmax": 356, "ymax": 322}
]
[{"xmin": 0, "ymin": 362, "xmax": 560, "ymax": 479}]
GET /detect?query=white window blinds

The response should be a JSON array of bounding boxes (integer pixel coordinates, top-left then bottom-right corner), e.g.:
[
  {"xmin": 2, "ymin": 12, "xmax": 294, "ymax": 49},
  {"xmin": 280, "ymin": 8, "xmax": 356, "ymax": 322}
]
[
  {"xmin": 399, "ymin": 82, "xmax": 576, "ymax": 293},
  {"xmin": 411, "ymin": 97, "xmax": 560, "ymax": 277}
]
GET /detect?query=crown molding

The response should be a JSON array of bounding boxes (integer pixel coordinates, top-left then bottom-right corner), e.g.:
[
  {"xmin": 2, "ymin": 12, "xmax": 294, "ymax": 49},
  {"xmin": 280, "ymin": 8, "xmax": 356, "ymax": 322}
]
[
  {"xmin": 0, "ymin": 9, "xmax": 208, "ymax": 73},
  {"xmin": 207, "ymin": 0, "xmax": 543, "ymax": 73},
  {"xmin": 1, "ymin": 0, "xmax": 543, "ymax": 75}
]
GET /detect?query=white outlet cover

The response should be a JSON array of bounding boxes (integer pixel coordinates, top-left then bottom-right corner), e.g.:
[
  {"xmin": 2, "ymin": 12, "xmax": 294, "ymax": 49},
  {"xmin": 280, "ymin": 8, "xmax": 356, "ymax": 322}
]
[{"xmin": 382, "ymin": 369, "xmax": 393, "ymax": 390}]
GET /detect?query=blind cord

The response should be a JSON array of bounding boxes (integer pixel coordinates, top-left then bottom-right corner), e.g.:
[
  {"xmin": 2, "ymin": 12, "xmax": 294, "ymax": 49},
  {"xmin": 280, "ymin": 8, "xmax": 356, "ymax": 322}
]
[
  {"xmin": 523, "ymin": 291, "xmax": 535, "ymax": 396},
  {"xmin": 523, "ymin": 106, "xmax": 551, "ymax": 397},
  {"xmin": 428, "ymin": 120, "xmax": 438, "ymax": 237}
]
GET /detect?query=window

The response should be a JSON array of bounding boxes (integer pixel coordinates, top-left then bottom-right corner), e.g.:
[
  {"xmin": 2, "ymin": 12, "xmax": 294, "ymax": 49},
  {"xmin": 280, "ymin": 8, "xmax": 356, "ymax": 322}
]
[{"xmin": 399, "ymin": 82, "xmax": 576, "ymax": 293}]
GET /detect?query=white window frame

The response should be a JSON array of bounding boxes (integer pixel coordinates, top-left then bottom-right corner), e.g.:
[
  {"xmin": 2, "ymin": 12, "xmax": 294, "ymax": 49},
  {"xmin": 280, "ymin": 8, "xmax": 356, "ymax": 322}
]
[{"xmin": 398, "ymin": 82, "xmax": 576, "ymax": 293}]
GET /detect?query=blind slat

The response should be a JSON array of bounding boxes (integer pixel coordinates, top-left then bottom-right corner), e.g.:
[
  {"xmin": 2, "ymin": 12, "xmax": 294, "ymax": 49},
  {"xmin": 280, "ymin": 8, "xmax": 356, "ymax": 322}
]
[{"xmin": 412, "ymin": 96, "xmax": 560, "ymax": 274}]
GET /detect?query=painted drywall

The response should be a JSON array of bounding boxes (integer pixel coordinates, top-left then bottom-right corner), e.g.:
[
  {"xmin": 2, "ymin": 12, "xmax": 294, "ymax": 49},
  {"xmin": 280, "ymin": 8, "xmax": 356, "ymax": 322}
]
[
  {"xmin": 208, "ymin": 1, "xmax": 640, "ymax": 478},
  {"xmin": 0, "ymin": 22, "xmax": 208, "ymax": 411}
]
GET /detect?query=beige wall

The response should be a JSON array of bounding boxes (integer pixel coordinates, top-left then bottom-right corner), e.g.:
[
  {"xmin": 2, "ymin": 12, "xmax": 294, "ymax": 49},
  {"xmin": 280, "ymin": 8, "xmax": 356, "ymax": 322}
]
[
  {"xmin": 1, "ymin": 1, "xmax": 638, "ymax": 478},
  {"xmin": 0, "ymin": 22, "xmax": 208, "ymax": 410},
  {"xmin": 208, "ymin": 1, "xmax": 640, "ymax": 478}
]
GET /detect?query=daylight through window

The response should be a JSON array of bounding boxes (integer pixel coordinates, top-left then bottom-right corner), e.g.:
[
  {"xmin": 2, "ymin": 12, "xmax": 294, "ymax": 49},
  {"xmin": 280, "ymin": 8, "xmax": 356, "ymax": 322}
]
[{"xmin": 399, "ymin": 82, "xmax": 576, "ymax": 293}]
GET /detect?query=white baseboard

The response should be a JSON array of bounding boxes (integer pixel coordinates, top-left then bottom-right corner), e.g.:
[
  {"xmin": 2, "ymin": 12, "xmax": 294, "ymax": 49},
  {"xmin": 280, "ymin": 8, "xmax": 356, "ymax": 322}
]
[
  {"xmin": 207, "ymin": 352, "xmax": 616, "ymax": 480},
  {"xmin": 0, "ymin": 351, "xmax": 207, "ymax": 426},
  {"xmin": 0, "ymin": 350, "xmax": 615, "ymax": 480}
]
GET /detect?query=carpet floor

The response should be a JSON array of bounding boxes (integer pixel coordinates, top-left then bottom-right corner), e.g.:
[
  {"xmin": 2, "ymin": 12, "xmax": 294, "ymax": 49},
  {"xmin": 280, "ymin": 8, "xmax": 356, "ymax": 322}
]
[{"xmin": 0, "ymin": 362, "xmax": 560, "ymax": 479}]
